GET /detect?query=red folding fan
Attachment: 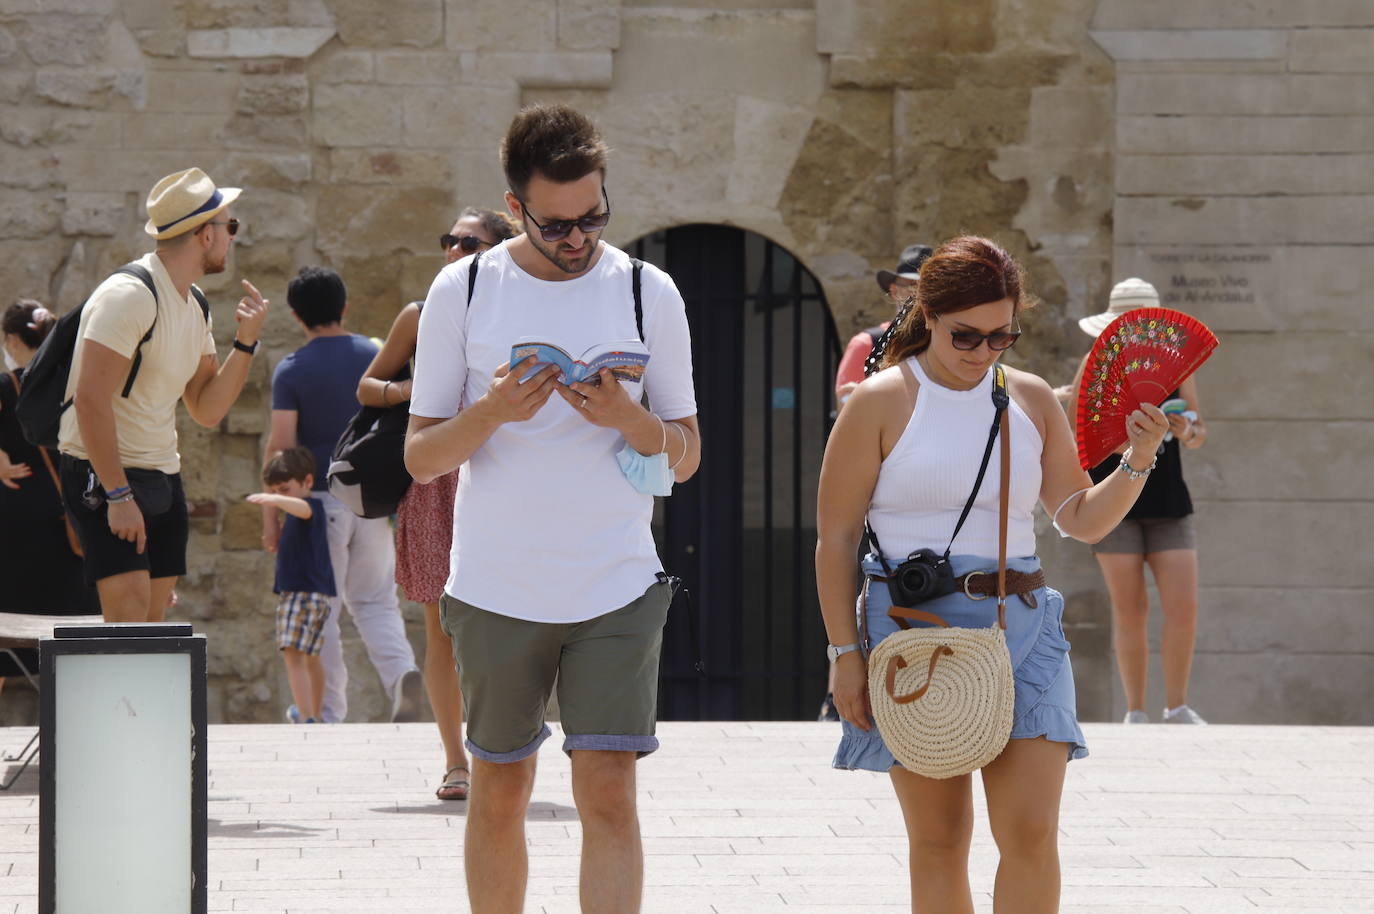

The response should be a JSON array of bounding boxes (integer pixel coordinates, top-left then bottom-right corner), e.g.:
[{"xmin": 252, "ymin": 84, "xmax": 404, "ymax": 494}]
[{"xmin": 1075, "ymin": 308, "xmax": 1219, "ymax": 470}]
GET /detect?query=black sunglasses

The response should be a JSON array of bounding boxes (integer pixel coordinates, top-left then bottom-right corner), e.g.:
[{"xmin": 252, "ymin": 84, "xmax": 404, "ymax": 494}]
[
  {"xmin": 517, "ymin": 186, "xmax": 611, "ymax": 243},
  {"xmin": 439, "ymin": 234, "xmax": 490, "ymax": 254},
  {"xmin": 935, "ymin": 314, "xmax": 1021, "ymax": 351},
  {"xmin": 204, "ymin": 217, "xmax": 239, "ymax": 237}
]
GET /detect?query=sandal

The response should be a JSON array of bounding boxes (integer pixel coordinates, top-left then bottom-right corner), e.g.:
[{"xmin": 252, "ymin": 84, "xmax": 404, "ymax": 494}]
[{"xmin": 436, "ymin": 765, "xmax": 469, "ymax": 801}]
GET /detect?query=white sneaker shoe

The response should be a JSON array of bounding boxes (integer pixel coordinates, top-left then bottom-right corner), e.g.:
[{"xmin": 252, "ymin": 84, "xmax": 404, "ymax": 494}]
[
  {"xmin": 1123, "ymin": 709, "xmax": 1149, "ymax": 724},
  {"xmin": 1163, "ymin": 705, "xmax": 1207, "ymax": 724},
  {"xmin": 390, "ymin": 669, "xmax": 425, "ymax": 723}
]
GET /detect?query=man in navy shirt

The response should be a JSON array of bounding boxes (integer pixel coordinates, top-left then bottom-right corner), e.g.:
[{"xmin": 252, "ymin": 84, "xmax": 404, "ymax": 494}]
[{"xmin": 263, "ymin": 266, "xmax": 421, "ymax": 723}]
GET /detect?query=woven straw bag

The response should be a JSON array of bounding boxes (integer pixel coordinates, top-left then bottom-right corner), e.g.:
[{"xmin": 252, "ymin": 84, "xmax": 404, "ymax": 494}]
[{"xmin": 868, "ymin": 405, "xmax": 1016, "ymax": 779}]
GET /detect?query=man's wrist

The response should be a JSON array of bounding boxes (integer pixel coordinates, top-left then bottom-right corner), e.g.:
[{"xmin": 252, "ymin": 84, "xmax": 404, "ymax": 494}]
[{"xmin": 232, "ymin": 337, "xmax": 259, "ymax": 355}]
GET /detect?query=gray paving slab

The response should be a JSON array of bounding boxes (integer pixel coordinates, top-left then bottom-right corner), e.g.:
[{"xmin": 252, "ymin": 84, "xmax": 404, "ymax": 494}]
[{"xmin": 0, "ymin": 721, "xmax": 1371, "ymax": 912}]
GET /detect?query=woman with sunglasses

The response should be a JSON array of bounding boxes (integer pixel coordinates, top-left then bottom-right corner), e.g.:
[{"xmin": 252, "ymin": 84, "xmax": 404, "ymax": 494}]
[
  {"xmin": 816, "ymin": 236, "xmax": 1169, "ymax": 913},
  {"xmin": 355, "ymin": 206, "xmax": 519, "ymax": 801}
]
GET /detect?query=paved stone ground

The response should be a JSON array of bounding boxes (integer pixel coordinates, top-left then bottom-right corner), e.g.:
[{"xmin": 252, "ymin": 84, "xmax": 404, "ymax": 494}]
[{"xmin": 1, "ymin": 722, "xmax": 1371, "ymax": 913}]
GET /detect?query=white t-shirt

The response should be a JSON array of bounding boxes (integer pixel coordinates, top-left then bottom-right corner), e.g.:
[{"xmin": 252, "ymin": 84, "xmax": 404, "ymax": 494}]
[
  {"xmin": 58, "ymin": 252, "xmax": 216, "ymax": 474},
  {"xmin": 410, "ymin": 241, "xmax": 697, "ymax": 623}
]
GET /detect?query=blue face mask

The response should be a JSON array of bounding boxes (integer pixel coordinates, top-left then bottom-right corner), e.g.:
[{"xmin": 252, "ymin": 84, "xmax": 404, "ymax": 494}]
[{"xmin": 616, "ymin": 444, "xmax": 674, "ymax": 496}]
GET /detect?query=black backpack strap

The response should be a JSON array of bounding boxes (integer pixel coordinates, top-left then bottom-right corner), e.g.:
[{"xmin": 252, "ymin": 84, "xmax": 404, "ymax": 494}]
[
  {"xmin": 190, "ymin": 285, "xmax": 210, "ymax": 323},
  {"xmin": 630, "ymin": 257, "xmax": 645, "ymax": 342},
  {"xmin": 467, "ymin": 251, "xmax": 482, "ymax": 303},
  {"xmin": 116, "ymin": 264, "xmax": 159, "ymax": 399}
]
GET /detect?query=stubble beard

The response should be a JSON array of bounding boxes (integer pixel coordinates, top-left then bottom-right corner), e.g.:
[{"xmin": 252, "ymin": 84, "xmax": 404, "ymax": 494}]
[
  {"xmin": 202, "ymin": 248, "xmax": 227, "ymax": 275},
  {"xmin": 529, "ymin": 231, "xmax": 598, "ymax": 276}
]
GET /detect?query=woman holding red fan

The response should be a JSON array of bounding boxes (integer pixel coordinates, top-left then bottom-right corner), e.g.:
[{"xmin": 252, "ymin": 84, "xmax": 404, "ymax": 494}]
[
  {"xmin": 1071, "ymin": 278, "xmax": 1209, "ymax": 726},
  {"xmin": 816, "ymin": 237, "xmax": 1169, "ymax": 914}
]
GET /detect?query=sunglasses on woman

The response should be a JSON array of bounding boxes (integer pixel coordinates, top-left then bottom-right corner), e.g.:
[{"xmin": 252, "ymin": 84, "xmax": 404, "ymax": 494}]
[
  {"xmin": 439, "ymin": 234, "xmax": 490, "ymax": 254},
  {"xmin": 935, "ymin": 313, "xmax": 1021, "ymax": 351},
  {"xmin": 517, "ymin": 187, "xmax": 612, "ymax": 243}
]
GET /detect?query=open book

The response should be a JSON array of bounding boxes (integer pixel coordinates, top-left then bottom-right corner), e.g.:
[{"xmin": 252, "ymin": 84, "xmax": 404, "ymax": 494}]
[{"xmin": 511, "ymin": 338, "xmax": 649, "ymax": 387}]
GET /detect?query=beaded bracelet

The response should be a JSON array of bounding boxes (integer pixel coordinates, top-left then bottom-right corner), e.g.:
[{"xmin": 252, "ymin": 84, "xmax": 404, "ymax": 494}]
[{"xmin": 1117, "ymin": 449, "xmax": 1157, "ymax": 480}]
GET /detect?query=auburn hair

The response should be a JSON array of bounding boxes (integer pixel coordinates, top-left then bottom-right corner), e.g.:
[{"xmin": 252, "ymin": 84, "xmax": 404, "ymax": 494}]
[{"xmin": 880, "ymin": 235, "xmax": 1034, "ymax": 370}]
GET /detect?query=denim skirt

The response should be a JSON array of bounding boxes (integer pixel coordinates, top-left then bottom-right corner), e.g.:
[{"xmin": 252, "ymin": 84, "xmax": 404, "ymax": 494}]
[{"xmin": 834, "ymin": 553, "xmax": 1088, "ymax": 772}]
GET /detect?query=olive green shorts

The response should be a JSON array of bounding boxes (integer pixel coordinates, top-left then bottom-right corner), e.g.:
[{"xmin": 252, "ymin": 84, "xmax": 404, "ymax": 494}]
[
  {"xmin": 1091, "ymin": 515, "xmax": 1196, "ymax": 555},
  {"xmin": 439, "ymin": 577, "xmax": 673, "ymax": 763}
]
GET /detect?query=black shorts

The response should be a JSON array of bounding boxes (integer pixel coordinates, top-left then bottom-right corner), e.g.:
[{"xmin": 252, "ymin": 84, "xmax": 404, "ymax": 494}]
[{"xmin": 59, "ymin": 455, "xmax": 189, "ymax": 585}]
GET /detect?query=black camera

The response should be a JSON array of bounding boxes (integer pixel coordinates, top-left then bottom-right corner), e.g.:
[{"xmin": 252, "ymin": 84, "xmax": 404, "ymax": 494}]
[{"xmin": 886, "ymin": 548, "xmax": 958, "ymax": 607}]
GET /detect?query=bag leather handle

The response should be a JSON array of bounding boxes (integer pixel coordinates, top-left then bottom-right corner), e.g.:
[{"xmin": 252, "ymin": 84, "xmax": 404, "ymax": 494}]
[{"xmin": 885, "ymin": 647, "xmax": 954, "ymax": 704}]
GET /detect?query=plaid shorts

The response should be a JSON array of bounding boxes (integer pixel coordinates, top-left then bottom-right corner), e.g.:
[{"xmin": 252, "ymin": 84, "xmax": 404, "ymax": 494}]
[{"xmin": 275, "ymin": 592, "xmax": 332, "ymax": 655}]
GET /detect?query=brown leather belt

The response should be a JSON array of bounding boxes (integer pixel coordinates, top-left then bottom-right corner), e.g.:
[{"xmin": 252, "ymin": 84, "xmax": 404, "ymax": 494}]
[
  {"xmin": 867, "ymin": 568, "xmax": 1044, "ymax": 609},
  {"xmin": 958, "ymin": 569, "xmax": 1044, "ymax": 608}
]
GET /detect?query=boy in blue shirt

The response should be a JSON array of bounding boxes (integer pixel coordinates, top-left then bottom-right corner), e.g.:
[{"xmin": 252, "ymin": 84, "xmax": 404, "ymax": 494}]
[{"xmin": 248, "ymin": 447, "xmax": 335, "ymax": 723}]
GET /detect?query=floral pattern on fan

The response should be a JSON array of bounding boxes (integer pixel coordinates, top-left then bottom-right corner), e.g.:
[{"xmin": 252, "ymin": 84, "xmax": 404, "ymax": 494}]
[{"xmin": 1076, "ymin": 307, "xmax": 1218, "ymax": 470}]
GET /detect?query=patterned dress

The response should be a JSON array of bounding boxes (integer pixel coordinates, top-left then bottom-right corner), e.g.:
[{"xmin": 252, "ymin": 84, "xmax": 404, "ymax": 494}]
[{"xmin": 394, "ymin": 467, "xmax": 459, "ymax": 604}]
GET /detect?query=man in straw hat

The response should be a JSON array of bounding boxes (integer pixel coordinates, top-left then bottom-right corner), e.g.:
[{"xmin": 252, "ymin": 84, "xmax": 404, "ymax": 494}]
[{"xmin": 59, "ymin": 167, "xmax": 268, "ymax": 623}]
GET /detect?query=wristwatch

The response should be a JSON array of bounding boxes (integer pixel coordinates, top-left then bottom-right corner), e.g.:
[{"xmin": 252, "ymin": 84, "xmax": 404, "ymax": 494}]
[
  {"xmin": 826, "ymin": 642, "xmax": 861, "ymax": 663},
  {"xmin": 232, "ymin": 337, "xmax": 259, "ymax": 355}
]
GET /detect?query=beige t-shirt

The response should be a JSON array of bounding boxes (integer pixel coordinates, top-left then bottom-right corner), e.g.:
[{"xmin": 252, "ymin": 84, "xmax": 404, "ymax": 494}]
[{"xmin": 58, "ymin": 252, "xmax": 217, "ymax": 474}]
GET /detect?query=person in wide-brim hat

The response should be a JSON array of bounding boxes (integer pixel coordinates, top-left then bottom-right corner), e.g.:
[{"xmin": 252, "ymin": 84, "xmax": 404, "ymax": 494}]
[
  {"xmin": 144, "ymin": 167, "xmax": 241, "ymax": 240},
  {"xmin": 1078, "ymin": 277, "xmax": 1159, "ymax": 337},
  {"xmin": 876, "ymin": 243, "xmax": 934, "ymax": 295}
]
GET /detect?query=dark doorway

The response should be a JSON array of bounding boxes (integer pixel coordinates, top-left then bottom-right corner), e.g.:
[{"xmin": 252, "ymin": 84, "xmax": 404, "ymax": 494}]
[{"xmin": 629, "ymin": 225, "xmax": 842, "ymax": 721}]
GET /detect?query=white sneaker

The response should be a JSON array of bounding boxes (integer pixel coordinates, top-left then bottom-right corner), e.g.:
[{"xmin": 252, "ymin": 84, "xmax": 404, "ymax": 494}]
[
  {"xmin": 1123, "ymin": 709, "xmax": 1149, "ymax": 724},
  {"xmin": 1163, "ymin": 705, "xmax": 1207, "ymax": 724},
  {"xmin": 390, "ymin": 669, "xmax": 425, "ymax": 723}
]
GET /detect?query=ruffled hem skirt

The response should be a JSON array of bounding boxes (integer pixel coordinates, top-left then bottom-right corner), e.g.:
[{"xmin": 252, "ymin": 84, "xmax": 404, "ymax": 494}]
[{"xmin": 834, "ymin": 553, "xmax": 1088, "ymax": 773}]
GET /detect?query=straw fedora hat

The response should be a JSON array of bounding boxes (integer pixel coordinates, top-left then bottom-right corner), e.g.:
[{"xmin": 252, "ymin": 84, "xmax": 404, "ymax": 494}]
[
  {"xmin": 1078, "ymin": 277, "xmax": 1160, "ymax": 337},
  {"xmin": 143, "ymin": 167, "xmax": 241, "ymax": 240}
]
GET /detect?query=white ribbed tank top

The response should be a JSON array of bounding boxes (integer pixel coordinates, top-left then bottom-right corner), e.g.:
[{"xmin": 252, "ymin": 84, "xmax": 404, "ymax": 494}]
[{"xmin": 868, "ymin": 357, "xmax": 1043, "ymax": 562}]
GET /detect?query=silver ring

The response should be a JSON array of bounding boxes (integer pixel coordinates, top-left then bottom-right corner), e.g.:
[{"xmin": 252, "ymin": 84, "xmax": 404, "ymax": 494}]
[{"xmin": 580, "ymin": 397, "xmax": 589, "ymax": 409}]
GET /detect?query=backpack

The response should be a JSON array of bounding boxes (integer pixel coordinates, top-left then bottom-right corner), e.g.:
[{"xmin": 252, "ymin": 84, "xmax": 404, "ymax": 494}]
[
  {"xmin": 327, "ymin": 253, "xmax": 646, "ymax": 518},
  {"xmin": 16, "ymin": 262, "xmax": 209, "ymax": 450}
]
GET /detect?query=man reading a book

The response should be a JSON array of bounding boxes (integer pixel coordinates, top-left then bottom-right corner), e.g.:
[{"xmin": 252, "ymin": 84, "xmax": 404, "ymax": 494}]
[{"xmin": 405, "ymin": 103, "xmax": 700, "ymax": 914}]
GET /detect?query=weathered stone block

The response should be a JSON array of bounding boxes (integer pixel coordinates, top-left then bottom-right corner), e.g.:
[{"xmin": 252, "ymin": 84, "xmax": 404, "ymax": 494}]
[
  {"xmin": 1184, "ymin": 419, "xmax": 1371, "ymax": 503},
  {"xmin": 1112, "ymin": 244, "xmax": 1280, "ymax": 332},
  {"xmin": 1029, "ymin": 86, "xmax": 1112, "ymax": 149},
  {"xmin": 233, "ymin": 188, "xmax": 312, "ymax": 243},
  {"xmin": 60, "ymin": 192, "xmax": 126, "ymax": 236},
  {"xmin": 374, "ymin": 49, "xmax": 464, "ymax": 85},
  {"xmin": 316, "ymin": 184, "xmax": 455, "ymax": 255},
  {"xmin": 472, "ymin": 51, "xmax": 612, "ymax": 89},
  {"xmin": 1114, "ymin": 196, "xmax": 1285, "ymax": 246},
  {"xmin": 131, "ymin": 28, "xmax": 185, "ymax": 57},
  {"xmin": 558, "ymin": 0, "xmax": 619, "ymax": 50},
  {"xmin": 446, "ymin": 0, "xmax": 556, "ymax": 51},
  {"xmin": 328, "ymin": 148, "xmax": 454, "ymax": 185},
  {"xmin": 122, "ymin": 112, "xmax": 229, "ymax": 149},
  {"xmin": 0, "ymin": 24, "xmax": 17, "ymax": 64},
  {"xmin": 896, "ymin": 87, "xmax": 1032, "ymax": 149},
  {"xmin": 400, "ymin": 84, "xmax": 519, "ymax": 148},
  {"xmin": 188, "ymin": 27, "xmax": 335, "ymax": 59},
  {"xmin": 17, "ymin": 15, "xmax": 111, "ymax": 66},
  {"xmin": 1291, "ymin": 27, "xmax": 1374, "ymax": 71},
  {"xmin": 818, "ymin": 0, "xmax": 992, "ymax": 55},
  {"xmin": 55, "ymin": 148, "xmax": 229, "ymax": 194},
  {"xmin": 219, "ymin": 111, "xmax": 309, "ymax": 147},
  {"xmin": 991, "ymin": 148, "xmax": 1114, "ymax": 253},
  {"xmin": 1193, "ymin": 587, "xmax": 1374, "ymax": 654},
  {"xmin": 186, "ymin": 0, "xmax": 289, "ymax": 29},
  {"xmin": 1201, "ymin": 333, "xmax": 1374, "ymax": 421},
  {"xmin": 223, "ymin": 151, "xmax": 312, "ymax": 189},
  {"xmin": 236, "ymin": 73, "xmax": 309, "ymax": 113},
  {"xmin": 725, "ymin": 97, "xmax": 814, "ymax": 212},
  {"xmin": 1093, "ymin": 0, "xmax": 1374, "ymax": 29},
  {"xmin": 145, "ymin": 67, "xmax": 242, "ymax": 113},
  {"xmin": 0, "ymin": 0, "xmax": 113, "ymax": 12},
  {"xmin": 0, "ymin": 146, "xmax": 59, "ymax": 188},
  {"xmin": 309, "ymin": 47, "xmax": 374, "ymax": 83},
  {"xmin": 332, "ymin": 252, "xmax": 408, "ymax": 339},
  {"xmin": 1117, "ymin": 114, "xmax": 1374, "ymax": 155},
  {"xmin": 1091, "ymin": 28, "xmax": 1286, "ymax": 62},
  {"xmin": 333, "ymin": 0, "xmax": 441, "ymax": 48},
  {"xmin": 0, "ymin": 189, "xmax": 60, "ymax": 238},
  {"xmin": 312, "ymin": 82, "xmax": 405, "ymax": 147},
  {"xmin": 614, "ymin": 10, "xmax": 823, "ymax": 107},
  {"xmin": 1181, "ymin": 653, "xmax": 1374, "ymax": 725},
  {"xmin": 35, "ymin": 68, "xmax": 144, "ymax": 109},
  {"xmin": 1119, "ymin": 73, "xmax": 1374, "ymax": 116},
  {"xmin": 1117, "ymin": 153, "xmax": 1374, "ymax": 197},
  {"xmin": 1282, "ymin": 245, "xmax": 1374, "ymax": 330}
]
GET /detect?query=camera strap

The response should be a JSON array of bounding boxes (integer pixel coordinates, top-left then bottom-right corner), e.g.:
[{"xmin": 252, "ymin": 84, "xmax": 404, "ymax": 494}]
[{"xmin": 866, "ymin": 365, "xmax": 1009, "ymax": 575}]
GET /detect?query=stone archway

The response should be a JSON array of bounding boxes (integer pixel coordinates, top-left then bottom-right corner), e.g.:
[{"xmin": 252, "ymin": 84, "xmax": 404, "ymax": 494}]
[{"xmin": 628, "ymin": 224, "xmax": 842, "ymax": 721}]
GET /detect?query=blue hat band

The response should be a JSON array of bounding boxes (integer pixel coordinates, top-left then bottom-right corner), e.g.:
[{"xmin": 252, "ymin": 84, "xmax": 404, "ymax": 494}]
[{"xmin": 155, "ymin": 190, "xmax": 223, "ymax": 233}]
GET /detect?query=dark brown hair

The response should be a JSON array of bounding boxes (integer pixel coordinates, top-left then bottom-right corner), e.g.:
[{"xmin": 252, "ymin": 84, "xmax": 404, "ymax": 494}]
[
  {"xmin": 457, "ymin": 206, "xmax": 521, "ymax": 243},
  {"xmin": 263, "ymin": 447, "xmax": 315, "ymax": 486},
  {"xmin": 2, "ymin": 299, "xmax": 55, "ymax": 351},
  {"xmin": 880, "ymin": 235, "xmax": 1034, "ymax": 370},
  {"xmin": 500, "ymin": 104, "xmax": 609, "ymax": 199}
]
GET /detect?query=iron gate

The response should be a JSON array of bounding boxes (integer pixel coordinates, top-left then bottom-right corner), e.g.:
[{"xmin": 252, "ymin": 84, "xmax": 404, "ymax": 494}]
[{"xmin": 630, "ymin": 225, "xmax": 842, "ymax": 720}]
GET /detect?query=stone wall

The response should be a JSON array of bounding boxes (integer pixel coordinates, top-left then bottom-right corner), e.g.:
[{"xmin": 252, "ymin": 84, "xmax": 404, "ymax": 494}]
[
  {"xmin": 2, "ymin": 0, "xmax": 1361, "ymax": 725},
  {"xmin": 1080, "ymin": 1, "xmax": 1374, "ymax": 724}
]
